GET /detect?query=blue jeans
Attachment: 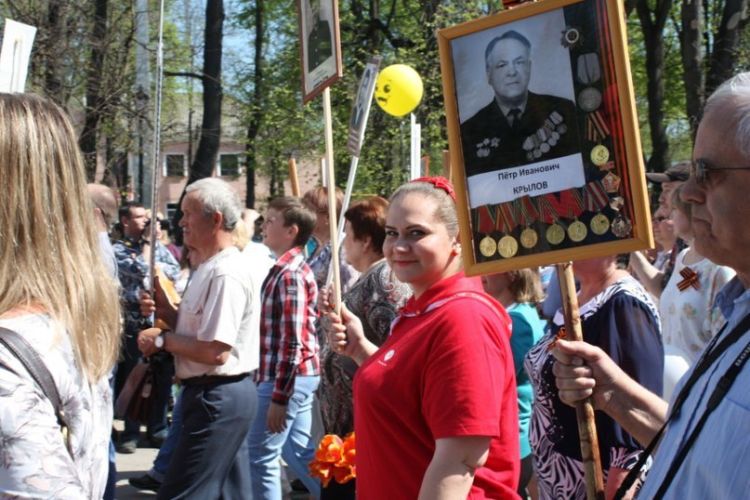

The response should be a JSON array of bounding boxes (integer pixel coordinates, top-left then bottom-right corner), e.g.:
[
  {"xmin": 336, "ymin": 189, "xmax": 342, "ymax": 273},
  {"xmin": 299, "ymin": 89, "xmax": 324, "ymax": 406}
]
[
  {"xmin": 248, "ymin": 376, "xmax": 321, "ymax": 500},
  {"xmin": 149, "ymin": 387, "xmax": 184, "ymax": 482}
]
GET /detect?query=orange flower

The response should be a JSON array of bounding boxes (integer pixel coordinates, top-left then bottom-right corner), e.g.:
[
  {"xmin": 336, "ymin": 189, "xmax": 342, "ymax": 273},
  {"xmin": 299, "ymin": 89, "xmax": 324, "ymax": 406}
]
[
  {"xmin": 309, "ymin": 461, "xmax": 334, "ymax": 488},
  {"xmin": 332, "ymin": 463, "xmax": 356, "ymax": 484},
  {"xmin": 310, "ymin": 433, "xmax": 357, "ymax": 487},
  {"xmin": 314, "ymin": 434, "xmax": 344, "ymax": 463},
  {"xmin": 338, "ymin": 432, "xmax": 356, "ymax": 467}
]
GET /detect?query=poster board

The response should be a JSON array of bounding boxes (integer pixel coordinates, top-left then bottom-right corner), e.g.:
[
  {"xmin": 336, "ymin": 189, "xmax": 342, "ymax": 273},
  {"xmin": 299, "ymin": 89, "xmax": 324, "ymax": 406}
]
[
  {"xmin": 297, "ymin": 0, "xmax": 343, "ymax": 103},
  {"xmin": 347, "ymin": 55, "xmax": 382, "ymax": 156},
  {"xmin": 0, "ymin": 19, "xmax": 37, "ymax": 93},
  {"xmin": 437, "ymin": 0, "xmax": 652, "ymax": 275}
]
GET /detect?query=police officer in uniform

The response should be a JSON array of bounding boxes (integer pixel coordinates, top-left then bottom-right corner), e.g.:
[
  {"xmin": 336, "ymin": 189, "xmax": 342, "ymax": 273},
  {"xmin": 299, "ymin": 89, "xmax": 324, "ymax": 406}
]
[{"xmin": 461, "ymin": 30, "xmax": 579, "ymax": 177}]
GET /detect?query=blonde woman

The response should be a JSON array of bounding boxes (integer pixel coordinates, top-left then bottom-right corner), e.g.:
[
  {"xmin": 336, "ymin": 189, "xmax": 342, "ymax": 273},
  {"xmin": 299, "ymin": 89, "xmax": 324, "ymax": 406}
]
[{"xmin": 0, "ymin": 94, "xmax": 121, "ymax": 498}]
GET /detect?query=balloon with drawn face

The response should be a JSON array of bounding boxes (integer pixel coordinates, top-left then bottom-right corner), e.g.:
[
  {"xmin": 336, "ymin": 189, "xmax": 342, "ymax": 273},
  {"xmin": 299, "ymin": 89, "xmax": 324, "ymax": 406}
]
[{"xmin": 375, "ymin": 64, "xmax": 423, "ymax": 117}]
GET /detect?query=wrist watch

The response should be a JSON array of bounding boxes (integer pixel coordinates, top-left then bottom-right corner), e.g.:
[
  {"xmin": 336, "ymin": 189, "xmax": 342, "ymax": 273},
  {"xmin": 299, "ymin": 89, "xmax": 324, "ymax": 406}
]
[{"xmin": 154, "ymin": 331, "xmax": 166, "ymax": 350}]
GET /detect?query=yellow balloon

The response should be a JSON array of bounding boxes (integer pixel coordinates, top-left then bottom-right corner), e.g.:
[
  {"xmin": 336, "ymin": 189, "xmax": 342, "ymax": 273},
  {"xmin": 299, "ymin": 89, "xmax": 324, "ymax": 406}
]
[{"xmin": 375, "ymin": 64, "xmax": 423, "ymax": 117}]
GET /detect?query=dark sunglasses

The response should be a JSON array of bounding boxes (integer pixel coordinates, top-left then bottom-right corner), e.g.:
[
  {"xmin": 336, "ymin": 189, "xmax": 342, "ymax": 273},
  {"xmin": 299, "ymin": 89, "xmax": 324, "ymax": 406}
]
[{"xmin": 691, "ymin": 158, "xmax": 750, "ymax": 184}]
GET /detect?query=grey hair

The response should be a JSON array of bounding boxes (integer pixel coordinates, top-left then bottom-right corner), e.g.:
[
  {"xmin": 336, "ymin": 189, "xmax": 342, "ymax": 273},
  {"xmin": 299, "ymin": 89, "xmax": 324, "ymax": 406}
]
[
  {"xmin": 185, "ymin": 178, "xmax": 242, "ymax": 231},
  {"xmin": 389, "ymin": 182, "xmax": 459, "ymax": 237},
  {"xmin": 705, "ymin": 72, "xmax": 750, "ymax": 157}
]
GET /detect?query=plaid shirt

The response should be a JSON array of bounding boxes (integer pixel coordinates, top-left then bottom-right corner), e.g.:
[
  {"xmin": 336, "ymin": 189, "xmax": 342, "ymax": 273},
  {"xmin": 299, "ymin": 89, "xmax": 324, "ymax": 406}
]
[{"xmin": 258, "ymin": 246, "xmax": 319, "ymax": 404}]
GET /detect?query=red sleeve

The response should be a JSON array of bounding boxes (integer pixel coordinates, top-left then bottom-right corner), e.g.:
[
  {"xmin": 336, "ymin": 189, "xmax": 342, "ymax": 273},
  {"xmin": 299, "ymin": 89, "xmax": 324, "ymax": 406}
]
[{"xmin": 421, "ymin": 300, "xmax": 512, "ymax": 439}]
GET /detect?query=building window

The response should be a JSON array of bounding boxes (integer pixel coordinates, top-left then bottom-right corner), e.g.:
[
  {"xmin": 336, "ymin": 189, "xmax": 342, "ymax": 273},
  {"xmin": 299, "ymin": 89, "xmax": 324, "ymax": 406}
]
[
  {"xmin": 218, "ymin": 154, "xmax": 241, "ymax": 177},
  {"xmin": 165, "ymin": 154, "xmax": 186, "ymax": 177}
]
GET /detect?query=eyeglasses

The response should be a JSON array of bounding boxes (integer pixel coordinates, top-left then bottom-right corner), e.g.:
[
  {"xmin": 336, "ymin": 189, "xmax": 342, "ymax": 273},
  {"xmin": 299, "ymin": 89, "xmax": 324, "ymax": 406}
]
[{"xmin": 690, "ymin": 159, "xmax": 750, "ymax": 184}]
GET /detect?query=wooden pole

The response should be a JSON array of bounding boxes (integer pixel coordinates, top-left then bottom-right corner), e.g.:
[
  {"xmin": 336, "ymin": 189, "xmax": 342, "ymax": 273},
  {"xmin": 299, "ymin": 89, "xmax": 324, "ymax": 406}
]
[
  {"xmin": 442, "ymin": 149, "xmax": 452, "ymax": 183},
  {"xmin": 556, "ymin": 262, "xmax": 605, "ymax": 500},
  {"xmin": 288, "ymin": 157, "xmax": 300, "ymax": 197},
  {"xmin": 422, "ymin": 155, "xmax": 430, "ymax": 177},
  {"xmin": 322, "ymin": 87, "xmax": 342, "ymax": 313}
]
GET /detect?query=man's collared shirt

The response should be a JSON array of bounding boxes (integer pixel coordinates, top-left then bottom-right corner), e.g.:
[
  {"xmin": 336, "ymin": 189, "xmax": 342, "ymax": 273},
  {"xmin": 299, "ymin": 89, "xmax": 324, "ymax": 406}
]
[
  {"xmin": 638, "ymin": 276, "xmax": 750, "ymax": 498},
  {"xmin": 112, "ymin": 236, "xmax": 180, "ymax": 332},
  {"xmin": 174, "ymin": 246, "xmax": 259, "ymax": 379},
  {"xmin": 258, "ymin": 246, "xmax": 319, "ymax": 405}
]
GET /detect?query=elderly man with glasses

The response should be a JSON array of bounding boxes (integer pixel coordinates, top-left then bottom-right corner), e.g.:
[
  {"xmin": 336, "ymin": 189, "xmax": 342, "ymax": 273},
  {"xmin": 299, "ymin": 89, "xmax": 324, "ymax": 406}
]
[{"xmin": 552, "ymin": 72, "xmax": 750, "ymax": 498}]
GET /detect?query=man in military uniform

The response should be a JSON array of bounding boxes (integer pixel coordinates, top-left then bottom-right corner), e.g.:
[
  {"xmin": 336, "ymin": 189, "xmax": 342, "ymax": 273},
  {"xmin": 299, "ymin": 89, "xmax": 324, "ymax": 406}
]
[
  {"xmin": 461, "ymin": 30, "xmax": 580, "ymax": 176},
  {"xmin": 306, "ymin": 0, "xmax": 332, "ymax": 71}
]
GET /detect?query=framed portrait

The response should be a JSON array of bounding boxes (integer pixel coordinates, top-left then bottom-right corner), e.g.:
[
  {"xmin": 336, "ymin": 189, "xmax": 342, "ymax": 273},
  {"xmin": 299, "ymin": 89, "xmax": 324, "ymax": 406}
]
[
  {"xmin": 297, "ymin": 0, "xmax": 343, "ymax": 104},
  {"xmin": 437, "ymin": 0, "xmax": 653, "ymax": 275}
]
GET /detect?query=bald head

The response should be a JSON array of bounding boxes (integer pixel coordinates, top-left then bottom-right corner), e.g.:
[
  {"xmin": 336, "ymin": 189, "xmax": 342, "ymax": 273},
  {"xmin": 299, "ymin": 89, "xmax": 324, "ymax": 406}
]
[{"xmin": 87, "ymin": 183, "xmax": 118, "ymax": 230}]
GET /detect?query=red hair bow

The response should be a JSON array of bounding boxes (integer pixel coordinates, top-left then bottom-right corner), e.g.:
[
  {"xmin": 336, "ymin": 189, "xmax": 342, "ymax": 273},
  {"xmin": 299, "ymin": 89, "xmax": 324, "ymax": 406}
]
[{"xmin": 412, "ymin": 176, "xmax": 456, "ymax": 202}]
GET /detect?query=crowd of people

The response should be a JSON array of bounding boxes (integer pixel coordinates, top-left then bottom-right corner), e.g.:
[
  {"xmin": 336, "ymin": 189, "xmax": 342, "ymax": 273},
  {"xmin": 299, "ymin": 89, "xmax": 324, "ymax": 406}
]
[{"xmin": 2, "ymin": 72, "xmax": 750, "ymax": 500}]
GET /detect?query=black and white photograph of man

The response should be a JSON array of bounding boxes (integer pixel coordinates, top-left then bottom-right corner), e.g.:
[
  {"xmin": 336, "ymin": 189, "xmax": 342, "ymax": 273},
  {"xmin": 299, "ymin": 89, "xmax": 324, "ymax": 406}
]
[
  {"xmin": 299, "ymin": 0, "xmax": 339, "ymax": 99},
  {"xmin": 452, "ymin": 8, "xmax": 585, "ymax": 208}
]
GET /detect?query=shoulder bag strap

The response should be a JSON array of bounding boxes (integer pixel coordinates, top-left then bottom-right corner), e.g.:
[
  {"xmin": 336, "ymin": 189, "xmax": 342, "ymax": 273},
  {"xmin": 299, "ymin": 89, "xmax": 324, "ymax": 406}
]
[{"xmin": 0, "ymin": 327, "xmax": 70, "ymax": 446}]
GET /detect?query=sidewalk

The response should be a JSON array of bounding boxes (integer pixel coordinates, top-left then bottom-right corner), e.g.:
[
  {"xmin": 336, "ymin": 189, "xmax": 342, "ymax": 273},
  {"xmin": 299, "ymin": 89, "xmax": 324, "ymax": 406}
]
[{"xmin": 115, "ymin": 444, "xmax": 158, "ymax": 499}]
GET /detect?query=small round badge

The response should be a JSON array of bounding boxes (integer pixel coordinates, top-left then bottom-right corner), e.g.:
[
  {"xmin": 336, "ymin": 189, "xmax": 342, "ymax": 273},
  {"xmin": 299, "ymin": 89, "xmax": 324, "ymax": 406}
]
[
  {"xmin": 546, "ymin": 224, "xmax": 565, "ymax": 245},
  {"xmin": 520, "ymin": 228, "xmax": 538, "ymax": 249},
  {"xmin": 578, "ymin": 87, "xmax": 602, "ymax": 112},
  {"xmin": 568, "ymin": 220, "xmax": 588, "ymax": 242},
  {"xmin": 479, "ymin": 236, "xmax": 497, "ymax": 257},
  {"xmin": 590, "ymin": 213, "xmax": 611, "ymax": 235},
  {"xmin": 590, "ymin": 145, "xmax": 610, "ymax": 166},
  {"xmin": 497, "ymin": 235, "xmax": 519, "ymax": 259},
  {"xmin": 612, "ymin": 214, "xmax": 632, "ymax": 238}
]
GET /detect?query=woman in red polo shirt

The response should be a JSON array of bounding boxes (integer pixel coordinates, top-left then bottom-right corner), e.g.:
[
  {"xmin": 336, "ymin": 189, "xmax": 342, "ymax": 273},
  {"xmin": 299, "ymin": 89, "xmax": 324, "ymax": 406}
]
[{"xmin": 326, "ymin": 177, "xmax": 520, "ymax": 499}]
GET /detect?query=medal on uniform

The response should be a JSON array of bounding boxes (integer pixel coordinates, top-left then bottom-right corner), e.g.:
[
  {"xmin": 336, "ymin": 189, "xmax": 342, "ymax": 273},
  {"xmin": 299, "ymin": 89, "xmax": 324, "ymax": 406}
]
[
  {"xmin": 497, "ymin": 235, "xmax": 519, "ymax": 258},
  {"xmin": 590, "ymin": 213, "xmax": 610, "ymax": 235},
  {"xmin": 561, "ymin": 27, "xmax": 582, "ymax": 49},
  {"xmin": 537, "ymin": 194, "xmax": 566, "ymax": 246},
  {"xmin": 583, "ymin": 180, "xmax": 611, "ymax": 236},
  {"xmin": 568, "ymin": 219, "xmax": 588, "ymax": 242},
  {"xmin": 517, "ymin": 197, "xmax": 540, "ymax": 250},
  {"xmin": 546, "ymin": 223, "xmax": 566, "ymax": 245},
  {"xmin": 567, "ymin": 189, "xmax": 588, "ymax": 242},
  {"xmin": 591, "ymin": 145, "xmax": 610, "ymax": 166},
  {"xmin": 577, "ymin": 53, "xmax": 601, "ymax": 84},
  {"xmin": 479, "ymin": 235, "xmax": 497, "ymax": 257},
  {"xmin": 602, "ymin": 171, "xmax": 621, "ymax": 193},
  {"xmin": 611, "ymin": 212, "xmax": 632, "ymax": 238},
  {"xmin": 578, "ymin": 87, "xmax": 602, "ymax": 113},
  {"xmin": 497, "ymin": 200, "xmax": 521, "ymax": 259},
  {"xmin": 474, "ymin": 205, "xmax": 497, "ymax": 258}
]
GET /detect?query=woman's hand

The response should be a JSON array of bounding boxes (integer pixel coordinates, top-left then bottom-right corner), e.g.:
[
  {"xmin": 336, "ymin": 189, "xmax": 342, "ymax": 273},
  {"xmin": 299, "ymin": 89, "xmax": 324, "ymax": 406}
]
[{"xmin": 325, "ymin": 303, "xmax": 377, "ymax": 365}]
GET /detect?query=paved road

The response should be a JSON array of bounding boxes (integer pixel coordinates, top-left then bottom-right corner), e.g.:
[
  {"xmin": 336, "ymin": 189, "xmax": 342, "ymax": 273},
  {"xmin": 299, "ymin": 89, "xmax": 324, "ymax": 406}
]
[
  {"xmin": 115, "ymin": 444, "xmax": 158, "ymax": 499},
  {"xmin": 113, "ymin": 426, "xmax": 308, "ymax": 499}
]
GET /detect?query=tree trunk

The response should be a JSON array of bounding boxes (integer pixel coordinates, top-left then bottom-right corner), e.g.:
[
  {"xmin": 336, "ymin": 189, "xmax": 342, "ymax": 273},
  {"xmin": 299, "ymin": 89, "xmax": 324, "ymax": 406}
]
[
  {"xmin": 172, "ymin": 0, "xmax": 224, "ymax": 239},
  {"xmin": 44, "ymin": 2, "xmax": 64, "ymax": 101},
  {"xmin": 79, "ymin": 0, "xmax": 108, "ymax": 181},
  {"xmin": 706, "ymin": 0, "xmax": 749, "ymax": 94},
  {"xmin": 635, "ymin": 0, "xmax": 672, "ymax": 173},
  {"xmin": 186, "ymin": 0, "xmax": 224, "ymax": 184},
  {"xmin": 245, "ymin": 0, "xmax": 264, "ymax": 208},
  {"xmin": 678, "ymin": 0, "xmax": 705, "ymax": 140}
]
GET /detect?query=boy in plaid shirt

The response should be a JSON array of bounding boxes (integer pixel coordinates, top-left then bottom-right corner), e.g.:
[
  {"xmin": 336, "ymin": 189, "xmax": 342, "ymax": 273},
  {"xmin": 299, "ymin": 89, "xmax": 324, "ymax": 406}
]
[{"xmin": 248, "ymin": 196, "xmax": 321, "ymax": 498}]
